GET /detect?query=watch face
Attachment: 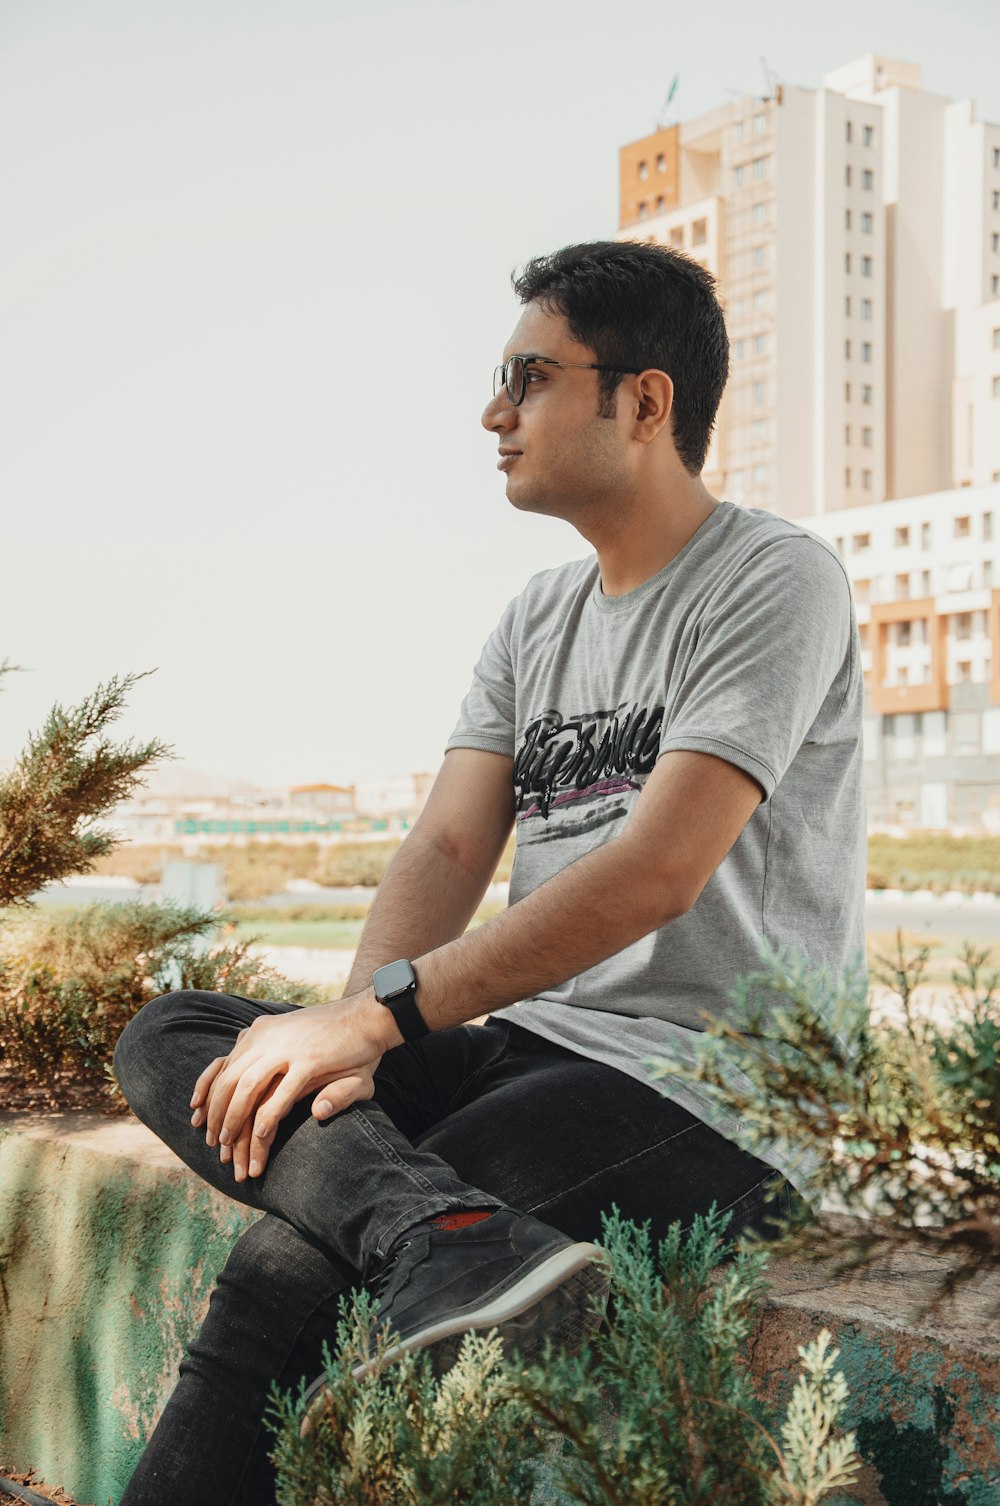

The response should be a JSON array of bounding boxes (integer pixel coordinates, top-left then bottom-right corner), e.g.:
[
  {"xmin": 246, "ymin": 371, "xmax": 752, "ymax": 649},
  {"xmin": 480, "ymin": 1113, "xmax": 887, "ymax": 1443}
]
[{"xmin": 374, "ymin": 959, "xmax": 416, "ymax": 1001}]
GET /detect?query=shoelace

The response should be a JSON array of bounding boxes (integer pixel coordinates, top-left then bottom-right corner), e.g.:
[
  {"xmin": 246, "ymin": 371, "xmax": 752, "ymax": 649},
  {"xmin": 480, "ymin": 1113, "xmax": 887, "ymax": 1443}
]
[{"xmin": 369, "ymin": 1237, "xmax": 413, "ymax": 1307}]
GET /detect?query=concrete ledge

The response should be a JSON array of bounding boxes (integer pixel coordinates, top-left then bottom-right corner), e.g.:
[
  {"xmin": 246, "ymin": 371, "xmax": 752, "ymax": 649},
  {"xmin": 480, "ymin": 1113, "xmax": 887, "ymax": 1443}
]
[{"xmin": 0, "ymin": 1115, "xmax": 997, "ymax": 1506}]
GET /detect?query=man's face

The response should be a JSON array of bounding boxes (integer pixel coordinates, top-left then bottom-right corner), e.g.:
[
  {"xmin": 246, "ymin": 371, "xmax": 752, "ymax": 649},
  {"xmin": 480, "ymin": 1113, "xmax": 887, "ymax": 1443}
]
[{"xmin": 480, "ymin": 302, "xmax": 633, "ymax": 522}]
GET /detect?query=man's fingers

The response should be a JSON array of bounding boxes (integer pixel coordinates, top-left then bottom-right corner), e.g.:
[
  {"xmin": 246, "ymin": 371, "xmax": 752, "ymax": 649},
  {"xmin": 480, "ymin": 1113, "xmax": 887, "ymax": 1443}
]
[
  {"xmin": 246, "ymin": 1073, "xmax": 313, "ymax": 1176},
  {"xmin": 231, "ymin": 1115, "xmax": 255, "ymax": 1183},
  {"xmin": 190, "ymin": 1027, "xmax": 252, "ymax": 1118},
  {"xmin": 311, "ymin": 1073, "xmax": 374, "ymax": 1122}
]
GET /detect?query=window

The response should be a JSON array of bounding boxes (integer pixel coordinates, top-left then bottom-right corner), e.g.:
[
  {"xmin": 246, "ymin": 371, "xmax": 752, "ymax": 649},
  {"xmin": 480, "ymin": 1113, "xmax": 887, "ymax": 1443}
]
[
  {"xmin": 862, "ymin": 255, "xmax": 873, "ymax": 275},
  {"xmin": 753, "ymin": 380, "xmax": 765, "ymax": 407},
  {"xmin": 862, "ymin": 298, "xmax": 872, "ymax": 319},
  {"xmin": 753, "ymin": 463, "xmax": 766, "ymax": 483},
  {"xmin": 993, "ymin": 232, "xmax": 999, "ymax": 252},
  {"xmin": 895, "ymin": 526, "xmax": 910, "ymax": 547},
  {"xmin": 853, "ymin": 532, "xmax": 872, "ymax": 552},
  {"xmin": 638, "ymin": 203, "xmax": 648, "ymax": 220},
  {"xmin": 753, "ymin": 156, "xmax": 767, "ymax": 179},
  {"xmin": 753, "ymin": 113, "xmax": 765, "ymax": 136},
  {"xmin": 845, "ymin": 165, "xmax": 852, "ymax": 187},
  {"xmin": 669, "ymin": 225, "xmax": 684, "ymax": 248},
  {"xmin": 845, "ymin": 209, "xmax": 852, "ymax": 230},
  {"xmin": 733, "ymin": 338, "xmax": 745, "ymax": 359},
  {"xmin": 993, "ymin": 274, "xmax": 999, "ymax": 296},
  {"xmin": 958, "ymin": 662, "xmax": 973, "ymax": 685},
  {"xmin": 845, "ymin": 338, "xmax": 852, "ymax": 358},
  {"xmin": 994, "ymin": 146, "xmax": 1000, "ymax": 169},
  {"xmin": 845, "ymin": 252, "xmax": 852, "ymax": 272},
  {"xmin": 753, "ymin": 333, "xmax": 766, "ymax": 354},
  {"xmin": 734, "ymin": 121, "xmax": 744, "ymax": 142},
  {"xmin": 986, "ymin": 561, "xmax": 995, "ymax": 587},
  {"xmin": 921, "ymin": 521, "xmax": 932, "ymax": 549},
  {"xmin": 954, "ymin": 711, "xmax": 980, "ymax": 753},
  {"xmin": 893, "ymin": 714, "xmax": 916, "ymax": 757},
  {"xmin": 835, "ymin": 535, "xmax": 845, "ymax": 556},
  {"xmin": 734, "ymin": 297, "xmax": 745, "ymax": 317},
  {"xmin": 656, "ymin": 152, "xmax": 666, "ymax": 172},
  {"xmin": 845, "ymin": 296, "xmax": 852, "ymax": 316},
  {"xmin": 862, "ymin": 212, "xmax": 873, "ymax": 232},
  {"xmin": 753, "ymin": 290, "xmax": 765, "ymax": 311},
  {"xmin": 753, "ymin": 245, "xmax": 765, "ymax": 268},
  {"xmin": 655, "ymin": 195, "xmax": 665, "ymax": 211},
  {"xmin": 846, "ymin": 120, "xmax": 853, "ymax": 143},
  {"xmin": 862, "ymin": 383, "xmax": 873, "ymax": 403},
  {"xmin": 734, "ymin": 164, "xmax": 745, "ymax": 187},
  {"xmin": 845, "ymin": 382, "xmax": 852, "ymax": 401},
  {"xmin": 863, "ymin": 426, "xmax": 873, "ymax": 446},
  {"xmin": 753, "ymin": 201, "xmax": 766, "ymax": 224},
  {"xmin": 956, "ymin": 612, "xmax": 972, "ymax": 640},
  {"xmin": 994, "ymin": 189, "xmax": 1000, "ymax": 210},
  {"xmin": 752, "ymin": 419, "xmax": 766, "ymax": 441},
  {"xmin": 692, "ymin": 218, "xmax": 707, "ymax": 245},
  {"xmin": 897, "ymin": 620, "xmax": 911, "ymax": 645},
  {"xmin": 993, "ymin": 328, "xmax": 1000, "ymax": 349},
  {"xmin": 638, "ymin": 160, "xmax": 648, "ymax": 180},
  {"xmin": 985, "ymin": 512, "xmax": 993, "ymax": 541},
  {"xmin": 853, "ymin": 577, "xmax": 871, "ymax": 603},
  {"xmin": 862, "ymin": 169, "xmax": 874, "ymax": 190},
  {"xmin": 863, "ymin": 124, "xmax": 874, "ymax": 146},
  {"xmin": 954, "ymin": 515, "xmax": 971, "ymax": 537},
  {"xmin": 922, "ymin": 569, "xmax": 932, "ymax": 594},
  {"xmin": 862, "ymin": 342, "xmax": 873, "ymax": 362},
  {"xmin": 845, "ymin": 424, "xmax": 852, "ymax": 444},
  {"xmin": 863, "ymin": 469, "xmax": 873, "ymax": 489},
  {"xmin": 993, "ymin": 375, "xmax": 1000, "ymax": 398}
]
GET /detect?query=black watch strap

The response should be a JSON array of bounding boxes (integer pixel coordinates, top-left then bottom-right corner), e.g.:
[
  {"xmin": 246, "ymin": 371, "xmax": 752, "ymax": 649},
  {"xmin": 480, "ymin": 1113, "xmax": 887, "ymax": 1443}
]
[{"xmin": 372, "ymin": 959, "xmax": 429, "ymax": 1041}]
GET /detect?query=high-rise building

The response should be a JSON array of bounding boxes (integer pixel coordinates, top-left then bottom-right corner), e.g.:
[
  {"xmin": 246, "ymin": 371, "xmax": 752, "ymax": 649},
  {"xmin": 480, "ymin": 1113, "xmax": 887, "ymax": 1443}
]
[
  {"xmin": 619, "ymin": 55, "xmax": 1000, "ymax": 831},
  {"xmin": 618, "ymin": 54, "xmax": 1000, "ymax": 518}
]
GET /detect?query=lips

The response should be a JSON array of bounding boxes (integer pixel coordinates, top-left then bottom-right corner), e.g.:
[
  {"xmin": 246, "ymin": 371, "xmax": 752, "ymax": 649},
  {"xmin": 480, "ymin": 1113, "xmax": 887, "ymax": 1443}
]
[{"xmin": 498, "ymin": 451, "xmax": 522, "ymax": 472}]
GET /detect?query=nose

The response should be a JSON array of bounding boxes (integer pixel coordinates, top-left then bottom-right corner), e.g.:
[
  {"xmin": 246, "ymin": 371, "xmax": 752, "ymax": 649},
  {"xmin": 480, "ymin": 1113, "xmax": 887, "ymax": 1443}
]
[{"xmin": 481, "ymin": 385, "xmax": 518, "ymax": 434}]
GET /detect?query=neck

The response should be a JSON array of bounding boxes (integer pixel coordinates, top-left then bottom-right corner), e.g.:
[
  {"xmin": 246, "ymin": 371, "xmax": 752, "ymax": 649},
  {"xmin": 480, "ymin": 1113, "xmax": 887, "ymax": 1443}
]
[{"xmin": 583, "ymin": 474, "xmax": 722, "ymax": 598}]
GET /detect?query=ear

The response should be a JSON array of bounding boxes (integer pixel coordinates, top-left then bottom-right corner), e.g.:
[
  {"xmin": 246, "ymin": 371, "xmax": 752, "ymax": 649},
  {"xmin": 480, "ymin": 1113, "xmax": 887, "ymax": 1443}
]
[{"xmin": 632, "ymin": 370, "xmax": 674, "ymax": 445}]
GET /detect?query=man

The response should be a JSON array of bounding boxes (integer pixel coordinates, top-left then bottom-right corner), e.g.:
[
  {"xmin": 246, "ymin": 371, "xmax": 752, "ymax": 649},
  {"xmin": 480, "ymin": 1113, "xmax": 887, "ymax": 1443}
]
[{"xmin": 114, "ymin": 239, "xmax": 866, "ymax": 1506}]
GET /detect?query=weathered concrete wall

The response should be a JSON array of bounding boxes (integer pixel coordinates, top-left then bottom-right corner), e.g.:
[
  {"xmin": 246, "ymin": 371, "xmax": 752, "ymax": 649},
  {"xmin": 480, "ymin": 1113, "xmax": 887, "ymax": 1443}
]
[
  {"xmin": 0, "ymin": 1114, "xmax": 258, "ymax": 1506},
  {"xmin": 0, "ymin": 1115, "xmax": 998, "ymax": 1506},
  {"xmin": 751, "ymin": 1241, "xmax": 1000, "ymax": 1506}
]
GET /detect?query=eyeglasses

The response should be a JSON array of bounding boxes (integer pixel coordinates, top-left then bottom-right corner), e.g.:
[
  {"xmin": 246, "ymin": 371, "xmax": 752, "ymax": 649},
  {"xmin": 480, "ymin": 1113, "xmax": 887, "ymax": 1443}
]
[{"xmin": 492, "ymin": 354, "xmax": 642, "ymax": 406}]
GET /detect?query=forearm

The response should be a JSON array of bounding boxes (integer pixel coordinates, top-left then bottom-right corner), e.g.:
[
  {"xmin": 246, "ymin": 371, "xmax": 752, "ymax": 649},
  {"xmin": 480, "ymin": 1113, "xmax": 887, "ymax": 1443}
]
[
  {"xmin": 364, "ymin": 832, "xmax": 688, "ymax": 1052},
  {"xmin": 344, "ymin": 827, "xmax": 496, "ymax": 996}
]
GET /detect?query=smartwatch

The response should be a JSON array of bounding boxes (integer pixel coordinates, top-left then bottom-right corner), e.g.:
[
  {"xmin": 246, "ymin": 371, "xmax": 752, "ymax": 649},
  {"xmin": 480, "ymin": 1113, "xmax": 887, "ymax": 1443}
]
[{"xmin": 372, "ymin": 959, "xmax": 429, "ymax": 1042}]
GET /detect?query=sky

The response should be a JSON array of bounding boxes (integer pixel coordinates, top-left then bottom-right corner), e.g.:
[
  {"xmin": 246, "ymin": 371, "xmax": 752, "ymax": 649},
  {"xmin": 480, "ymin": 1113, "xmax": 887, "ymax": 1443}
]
[{"xmin": 3, "ymin": 0, "xmax": 1000, "ymax": 790}]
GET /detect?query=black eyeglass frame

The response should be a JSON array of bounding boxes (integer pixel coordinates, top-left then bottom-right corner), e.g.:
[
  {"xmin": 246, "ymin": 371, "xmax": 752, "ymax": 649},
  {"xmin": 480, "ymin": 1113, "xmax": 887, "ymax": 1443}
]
[{"xmin": 492, "ymin": 354, "xmax": 643, "ymax": 406}]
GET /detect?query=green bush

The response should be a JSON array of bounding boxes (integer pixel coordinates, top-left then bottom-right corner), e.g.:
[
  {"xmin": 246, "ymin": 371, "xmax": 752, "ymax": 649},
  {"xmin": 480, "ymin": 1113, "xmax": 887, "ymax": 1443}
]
[
  {"xmin": 268, "ymin": 1205, "xmax": 860, "ymax": 1506},
  {"xmin": 0, "ymin": 900, "xmax": 327, "ymax": 1110}
]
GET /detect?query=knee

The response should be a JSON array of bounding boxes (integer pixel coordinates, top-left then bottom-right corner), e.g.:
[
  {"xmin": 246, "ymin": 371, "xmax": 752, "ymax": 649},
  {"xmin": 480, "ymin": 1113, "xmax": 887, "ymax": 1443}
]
[{"xmin": 113, "ymin": 991, "xmax": 196, "ymax": 1108}]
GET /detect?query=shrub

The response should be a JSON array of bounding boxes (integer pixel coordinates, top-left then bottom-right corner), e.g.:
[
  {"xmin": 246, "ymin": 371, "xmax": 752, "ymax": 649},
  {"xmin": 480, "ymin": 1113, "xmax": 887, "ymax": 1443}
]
[
  {"xmin": 268, "ymin": 1205, "xmax": 860, "ymax": 1506},
  {"xmin": 0, "ymin": 900, "xmax": 328, "ymax": 1110},
  {"xmin": 643, "ymin": 931, "xmax": 1000, "ymax": 1286}
]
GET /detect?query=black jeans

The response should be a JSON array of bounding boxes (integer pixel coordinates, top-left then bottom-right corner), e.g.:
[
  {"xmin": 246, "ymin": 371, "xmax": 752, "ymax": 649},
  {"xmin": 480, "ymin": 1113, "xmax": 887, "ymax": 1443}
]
[{"xmin": 113, "ymin": 990, "xmax": 797, "ymax": 1506}]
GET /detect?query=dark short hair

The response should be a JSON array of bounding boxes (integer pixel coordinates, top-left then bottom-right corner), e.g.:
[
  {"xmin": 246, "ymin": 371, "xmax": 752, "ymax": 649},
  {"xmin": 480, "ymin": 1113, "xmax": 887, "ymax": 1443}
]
[{"xmin": 511, "ymin": 240, "xmax": 730, "ymax": 476}]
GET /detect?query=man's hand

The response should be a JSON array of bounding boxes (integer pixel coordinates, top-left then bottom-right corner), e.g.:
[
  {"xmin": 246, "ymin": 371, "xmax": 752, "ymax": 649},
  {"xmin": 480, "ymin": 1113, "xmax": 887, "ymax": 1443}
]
[{"xmin": 189, "ymin": 993, "xmax": 396, "ymax": 1182}]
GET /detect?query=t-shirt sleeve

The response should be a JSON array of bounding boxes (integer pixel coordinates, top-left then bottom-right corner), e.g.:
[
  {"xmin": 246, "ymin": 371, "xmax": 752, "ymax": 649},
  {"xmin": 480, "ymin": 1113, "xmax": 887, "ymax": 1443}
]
[
  {"xmin": 444, "ymin": 596, "xmax": 518, "ymax": 758},
  {"xmin": 657, "ymin": 538, "xmax": 853, "ymax": 803}
]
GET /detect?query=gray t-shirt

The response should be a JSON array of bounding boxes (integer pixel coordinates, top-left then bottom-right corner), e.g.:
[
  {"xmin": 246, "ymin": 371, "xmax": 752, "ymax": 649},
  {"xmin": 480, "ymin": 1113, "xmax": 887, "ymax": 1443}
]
[{"xmin": 445, "ymin": 500, "xmax": 868, "ymax": 1200}]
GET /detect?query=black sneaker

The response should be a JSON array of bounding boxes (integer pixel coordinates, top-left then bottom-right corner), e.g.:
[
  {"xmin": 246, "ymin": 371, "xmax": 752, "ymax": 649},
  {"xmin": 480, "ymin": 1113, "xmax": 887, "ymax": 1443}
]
[{"xmin": 300, "ymin": 1207, "xmax": 611, "ymax": 1432}]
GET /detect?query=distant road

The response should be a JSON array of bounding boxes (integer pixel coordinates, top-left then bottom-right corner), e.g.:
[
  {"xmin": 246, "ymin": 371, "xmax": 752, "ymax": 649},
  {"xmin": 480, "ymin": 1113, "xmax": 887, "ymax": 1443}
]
[{"xmin": 29, "ymin": 880, "xmax": 1000, "ymax": 941}]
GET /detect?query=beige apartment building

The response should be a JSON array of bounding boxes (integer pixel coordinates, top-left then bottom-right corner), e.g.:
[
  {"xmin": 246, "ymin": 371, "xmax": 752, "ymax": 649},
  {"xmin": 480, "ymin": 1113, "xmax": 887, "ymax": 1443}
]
[
  {"xmin": 619, "ymin": 53, "xmax": 1000, "ymax": 516},
  {"xmin": 619, "ymin": 55, "xmax": 1000, "ymax": 830}
]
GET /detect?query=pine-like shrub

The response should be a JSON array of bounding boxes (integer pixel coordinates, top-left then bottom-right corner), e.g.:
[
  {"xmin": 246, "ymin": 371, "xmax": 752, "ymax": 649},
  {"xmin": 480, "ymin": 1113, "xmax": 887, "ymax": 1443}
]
[{"xmin": 267, "ymin": 1205, "xmax": 860, "ymax": 1506}]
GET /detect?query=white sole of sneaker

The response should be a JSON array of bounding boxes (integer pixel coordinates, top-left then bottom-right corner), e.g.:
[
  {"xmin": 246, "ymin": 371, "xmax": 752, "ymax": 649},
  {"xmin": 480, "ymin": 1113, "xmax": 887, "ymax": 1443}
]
[
  {"xmin": 299, "ymin": 1242, "xmax": 612, "ymax": 1437},
  {"xmin": 352, "ymin": 1239, "xmax": 611, "ymax": 1381}
]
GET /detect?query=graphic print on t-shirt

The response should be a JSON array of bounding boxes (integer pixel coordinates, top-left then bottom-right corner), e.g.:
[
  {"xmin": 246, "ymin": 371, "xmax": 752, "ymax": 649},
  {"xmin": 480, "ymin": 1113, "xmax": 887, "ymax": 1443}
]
[{"xmin": 514, "ymin": 701, "xmax": 664, "ymax": 843}]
